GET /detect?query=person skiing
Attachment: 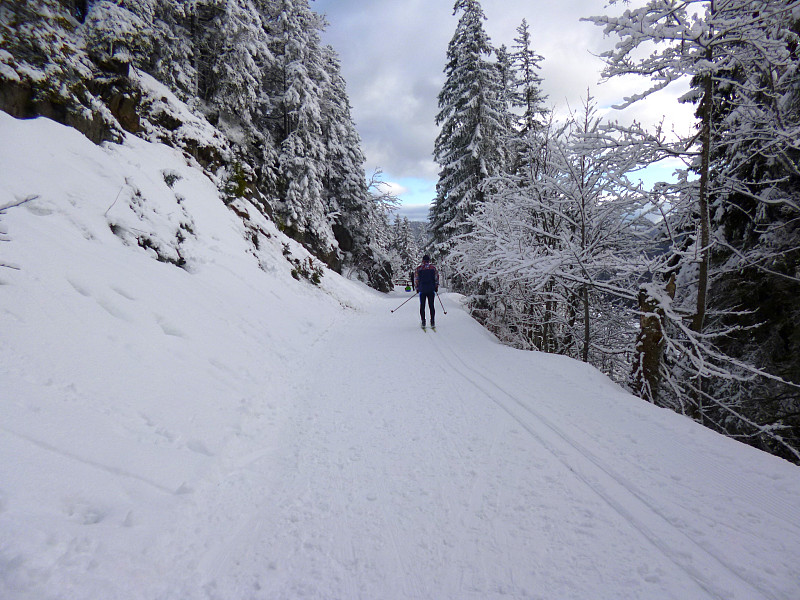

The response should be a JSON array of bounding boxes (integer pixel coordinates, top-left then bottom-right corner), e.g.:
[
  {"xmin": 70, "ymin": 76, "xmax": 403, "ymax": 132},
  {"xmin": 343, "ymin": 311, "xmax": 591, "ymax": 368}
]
[{"xmin": 414, "ymin": 254, "xmax": 439, "ymax": 328}]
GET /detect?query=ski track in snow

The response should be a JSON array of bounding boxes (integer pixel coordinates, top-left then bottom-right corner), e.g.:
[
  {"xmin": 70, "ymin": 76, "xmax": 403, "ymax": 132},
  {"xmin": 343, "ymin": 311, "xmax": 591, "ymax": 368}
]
[
  {"xmin": 130, "ymin": 292, "xmax": 800, "ymax": 600},
  {"xmin": 2, "ymin": 113, "xmax": 800, "ymax": 600},
  {"xmin": 427, "ymin": 329, "xmax": 771, "ymax": 600}
]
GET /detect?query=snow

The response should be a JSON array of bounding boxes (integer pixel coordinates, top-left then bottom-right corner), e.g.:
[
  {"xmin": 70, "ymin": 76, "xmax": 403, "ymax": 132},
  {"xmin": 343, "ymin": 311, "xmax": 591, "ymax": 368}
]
[
  {"xmin": 1, "ymin": 111, "xmax": 800, "ymax": 600},
  {"xmin": 134, "ymin": 69, "xmax": 229, "ymax": 160}
]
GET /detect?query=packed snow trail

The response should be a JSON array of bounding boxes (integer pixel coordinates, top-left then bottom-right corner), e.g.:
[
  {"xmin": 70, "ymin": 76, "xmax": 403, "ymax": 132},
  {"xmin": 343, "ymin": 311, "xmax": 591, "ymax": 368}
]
[
  {"xmin": 2, "ymin": 113, "xmax": 800, "ymax": 600},
  {"xmin": 140, "ymin": 290, "xmax": 798, "ymax": 600}
]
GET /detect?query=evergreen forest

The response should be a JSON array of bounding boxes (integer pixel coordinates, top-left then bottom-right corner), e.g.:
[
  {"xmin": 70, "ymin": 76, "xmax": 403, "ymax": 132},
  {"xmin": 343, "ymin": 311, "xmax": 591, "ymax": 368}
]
[
  {"xmin": 431, "ymin": 0, "xmax": 800, "ymax": 463},
  {"xmin": 1, "ymin": 0, "xmax": 395, "ymax": 291}
]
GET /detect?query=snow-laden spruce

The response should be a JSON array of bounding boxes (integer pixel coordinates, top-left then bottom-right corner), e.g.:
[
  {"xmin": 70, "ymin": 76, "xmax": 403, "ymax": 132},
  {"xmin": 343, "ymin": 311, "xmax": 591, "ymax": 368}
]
[
  {"xmin": 0, "ymin": 0, "xmax": 393, "ymax": 290},
  {"xmin": 431, "ymin": 0, "xmax": 508, "ymax": 253}
]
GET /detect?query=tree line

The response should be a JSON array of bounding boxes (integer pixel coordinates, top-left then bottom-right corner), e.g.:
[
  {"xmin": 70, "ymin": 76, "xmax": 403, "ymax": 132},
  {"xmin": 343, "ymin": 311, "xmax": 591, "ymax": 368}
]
[
  {"xmin": 0, "ymin": 0, "xmax": 394, "ymax": 290},
  {"xmin": 431, "ymin": 0, "xmax": 800, "ymax": 462}
]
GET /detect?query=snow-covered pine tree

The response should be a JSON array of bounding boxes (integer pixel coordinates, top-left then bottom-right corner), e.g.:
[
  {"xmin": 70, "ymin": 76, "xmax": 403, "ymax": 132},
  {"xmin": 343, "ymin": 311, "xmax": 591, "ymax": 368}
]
[
  {"xmin": 320, "ymin": 45, "xmax": 393, "ymax": 289},
  {"xmin": 431, "ymin": 0, "xmax": 508, "ymax": 265},
  {"xmin": 267, "ymin": 0, "xmax": 334, "ymax": 261},
  {"xmin": 387, "ymin": 216, "xmax": 420, "ymax": 283},
  {"xmin": 191, "ymin": 0, "xmax": 273, "ymax": 133},
  {"xmin": 320, "ymin": 46, "xmax": 368, "ymax": 230},
  {"xmin": 505, "ymin": 19, "xmax": 548, "ymax": 177},
  {"xmin": 586, "ymin": 0, "xmax": 800, "ymax": 461},
  {"xmin": 149, "ymin": 1, "xmax": 277, "ymax": 204},
  {"xmin": 510, "ymin": 19, "xmax": 547, "ymax": 137},
  {"xmin": 702, "ymin": 2, "xmax": 800, "ymax": 459},
  {"xmin": 145, "ymin": 1, "xmax": 197, "ymax": 99},
  {"xmin": 494, "ymin": 43, "xmax": 517, "ymax": 172},
  {"xmin": 82, "ymin": 0, "xmax": 154, "ymax": 74}
]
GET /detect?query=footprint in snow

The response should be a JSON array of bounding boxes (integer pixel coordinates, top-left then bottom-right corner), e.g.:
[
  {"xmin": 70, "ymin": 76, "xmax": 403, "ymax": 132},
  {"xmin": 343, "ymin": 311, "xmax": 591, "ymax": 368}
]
[{"xmin": 186, "ymin": 439, "xmax": 214, "ymax": 456}]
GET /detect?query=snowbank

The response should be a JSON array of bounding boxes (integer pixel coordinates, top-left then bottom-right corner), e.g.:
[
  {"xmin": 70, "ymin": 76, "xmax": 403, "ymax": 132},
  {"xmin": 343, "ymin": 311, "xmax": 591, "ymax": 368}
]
[{"xmin": 2, "ymin": 113, "xmax": 800, "ymax": 600}]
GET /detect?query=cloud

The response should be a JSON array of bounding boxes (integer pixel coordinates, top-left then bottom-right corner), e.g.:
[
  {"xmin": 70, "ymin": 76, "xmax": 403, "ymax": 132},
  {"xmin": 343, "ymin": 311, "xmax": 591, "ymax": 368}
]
[
  {"xmin": 394, "ymin": 203, "xmax": 431, "ymax": 223},
  {"xmin": 382, "ymin": 180, "xmax": 408, "ymax": 197},
  {"xmin": 316, "ymin": 0, "xmax": 698, "ymax": 205},
  {"xmin": 315, "ymin": 0, "xmax": 453, "ymax": 179}
]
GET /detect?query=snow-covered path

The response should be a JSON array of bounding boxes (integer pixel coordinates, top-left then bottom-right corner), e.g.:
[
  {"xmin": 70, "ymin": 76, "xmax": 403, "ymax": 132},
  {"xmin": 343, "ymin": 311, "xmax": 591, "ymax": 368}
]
[
  {"xmin": 2, "ymin": 113, "xmax": 800, "ymax": 600},
  {"xmin": 138, "ymin": 290, "xmax": 800, "ymax": 600}
]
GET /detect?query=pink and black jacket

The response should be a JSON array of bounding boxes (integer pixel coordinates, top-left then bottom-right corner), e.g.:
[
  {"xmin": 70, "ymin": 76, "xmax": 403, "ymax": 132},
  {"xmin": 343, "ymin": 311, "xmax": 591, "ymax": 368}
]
[{"xmin": 414, "ymin": 261, "xmax": 439, "ymax": 294}]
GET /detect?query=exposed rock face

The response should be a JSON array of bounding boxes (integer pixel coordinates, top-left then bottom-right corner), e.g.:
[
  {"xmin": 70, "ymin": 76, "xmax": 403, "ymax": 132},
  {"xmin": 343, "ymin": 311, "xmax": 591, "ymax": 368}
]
[
  {"xmin": 100, "ymin": 81, "xmax": 141, "ymax": 134},
  {"xmin": 0, "ymin": 79, "xmax": 117, "ymax": 144},
  {"xmin": 333, "ymin": 223, "xmax": 354, "ymax": 253},
  {"xmin": 367, "ymin": 255, "xmax": 393, "ymax": 293},
  {"xmin": 0, "ymin": 80, "xmax": 32, "ymax": 119}
]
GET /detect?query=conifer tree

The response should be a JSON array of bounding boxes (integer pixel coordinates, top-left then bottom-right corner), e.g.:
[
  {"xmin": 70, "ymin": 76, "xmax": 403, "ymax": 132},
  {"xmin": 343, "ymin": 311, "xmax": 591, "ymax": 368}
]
[
  {"xmin": 507, "ymin": 19, "xmax": 548, "ymax": 181},
  {"xmin": 269, "ymin": 0, "xmax": 333, "ymax": 255},
  {"xmin": 82, "ymin": 0, "xmax": 154, "ymax": 72},
  {"xmin": 147, "ymin": 1, "xmax": 196, "ymax": 98},
  {"xmin": 511, "ymin": 19, "xmax": 547, "ymax": 136},
  {"xmin": 388, "ymin": 217, "xmax": 420, "ymax": 279},
  {"xmin": 320, "ymin": 46, "xmax": 371, "ymax": 247},
  {"xmin": 431, "ymin": 0, "xmax": 508, "ymax": 259},
  {"xmin": 702, "ymin": 2, "xmax": 800, "ymax": 456},
  {"xmin": 586, "ymin": 0, "xmax": 800, "ymax": 460},
  {"xmin": 319, "ymin": 45, "xmax": 393, "ymax": 287}
]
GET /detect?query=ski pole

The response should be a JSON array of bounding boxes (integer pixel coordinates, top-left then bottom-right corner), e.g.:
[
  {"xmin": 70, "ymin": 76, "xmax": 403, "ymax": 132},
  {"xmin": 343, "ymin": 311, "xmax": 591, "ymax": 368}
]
[
  {"xmin": 390, "ymin": 292, "xmax": 418, "ymax": 313},
  {"xmin": 436, "ymin": 292, "xmax": 448, "ymax": 315}
]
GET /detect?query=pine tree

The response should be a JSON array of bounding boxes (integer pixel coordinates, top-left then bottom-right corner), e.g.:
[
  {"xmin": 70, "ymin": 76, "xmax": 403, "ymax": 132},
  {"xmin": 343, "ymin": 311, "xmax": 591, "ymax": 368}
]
[
  {"xmin": 82, "ymin": 0, "xmax": 154, "ymax": 73},
  {"xmin": 320, "ymin": 46, "xmax": 370, "ymax": 249},
  {"xmin": 431, "ymin": 0, "xmax": 508, "ymax": 260},
  {"xmin": 269, "ymin": 0, "xmax": 333, "ymax": 256},
  {"xmin": 388, "ymin": 217, "xmax": 420, "ymax": 280},
  {"xmin": 510, "ymin": 19, "xmax": 547, "ymax": 136},
  {"xmin": 210, "ymin": 1, "xmax": 272, "ymax": 130},
  {"xmin": 147, "ymin": 1, "xmax": 197, "ymax": 98},
  {"xmin": 703, "ymin": 2, "xmax": 800, "ymax": 458},
  {"xmin": 507, "ymin": 19, "xmax": 548, "ymax": 185},
  {"xmin": 319, "ymin": 45, "xmax": 393, "ymax": 288},
  {"xmin": 586, "ymin": 0, "xmax": 800, "ymax": 461}
]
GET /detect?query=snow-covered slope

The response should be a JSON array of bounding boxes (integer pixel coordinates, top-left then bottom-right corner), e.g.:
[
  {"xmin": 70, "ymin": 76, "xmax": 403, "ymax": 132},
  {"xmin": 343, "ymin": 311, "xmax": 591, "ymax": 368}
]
[{"xmin": 1, "ymin": 112, "xmax": 799, "ymax": 600}]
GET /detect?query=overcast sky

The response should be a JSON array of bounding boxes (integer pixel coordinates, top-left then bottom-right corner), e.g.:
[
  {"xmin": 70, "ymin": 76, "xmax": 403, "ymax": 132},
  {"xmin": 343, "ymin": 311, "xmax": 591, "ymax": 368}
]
[{"xmin": 313, "ymin": 0, "xmax": 695, "ymax": 220}]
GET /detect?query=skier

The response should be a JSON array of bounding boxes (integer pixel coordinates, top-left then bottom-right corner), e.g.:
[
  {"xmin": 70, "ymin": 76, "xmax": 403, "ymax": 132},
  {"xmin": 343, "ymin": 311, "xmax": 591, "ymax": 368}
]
[{"xmin": 414, "ymin": 254, "xmax": 439, "ymax": 328}]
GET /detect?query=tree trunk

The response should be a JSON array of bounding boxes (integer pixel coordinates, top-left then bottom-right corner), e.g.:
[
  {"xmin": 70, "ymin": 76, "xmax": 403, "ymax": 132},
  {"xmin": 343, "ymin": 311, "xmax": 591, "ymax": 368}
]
[
  {"xmin": 632, "ymin": 275, "xmax": 676, "ymax": 405},
  {"xmin": 693, "ymin": 67, "xmax": 712, "ymax": 335},
  {"xmin": 690, "ymin": 43, "xmax": 714, "ymax": 422},
  {"xmin": 582, "ymin": 284, "xmax": 590, "ymax": 363}
]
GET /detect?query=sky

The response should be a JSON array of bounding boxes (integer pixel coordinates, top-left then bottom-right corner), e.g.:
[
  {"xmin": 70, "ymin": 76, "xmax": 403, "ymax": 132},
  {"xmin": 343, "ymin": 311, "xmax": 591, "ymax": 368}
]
[{"xmin": 313, "ymin": 0, "xmax": 696, "ymax": 221}]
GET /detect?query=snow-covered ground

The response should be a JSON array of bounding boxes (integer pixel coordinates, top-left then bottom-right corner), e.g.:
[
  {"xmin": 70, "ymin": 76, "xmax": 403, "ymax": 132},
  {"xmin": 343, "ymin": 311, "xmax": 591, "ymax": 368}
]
[{"xmin": 1, "ymin": 111, "xmax": 800, "ymax": 600}]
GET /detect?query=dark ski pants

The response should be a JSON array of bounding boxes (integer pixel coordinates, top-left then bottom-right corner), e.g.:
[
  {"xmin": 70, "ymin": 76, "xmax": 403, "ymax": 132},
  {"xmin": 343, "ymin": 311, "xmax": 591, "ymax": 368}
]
[{"xmin": 420, "ymin": 291, "xmax": 435, "ymax": 323}]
